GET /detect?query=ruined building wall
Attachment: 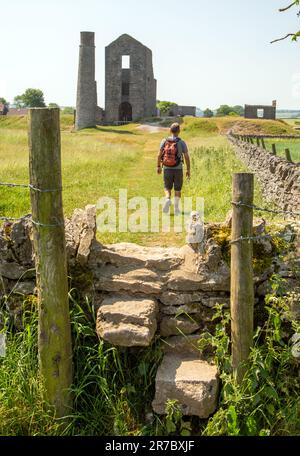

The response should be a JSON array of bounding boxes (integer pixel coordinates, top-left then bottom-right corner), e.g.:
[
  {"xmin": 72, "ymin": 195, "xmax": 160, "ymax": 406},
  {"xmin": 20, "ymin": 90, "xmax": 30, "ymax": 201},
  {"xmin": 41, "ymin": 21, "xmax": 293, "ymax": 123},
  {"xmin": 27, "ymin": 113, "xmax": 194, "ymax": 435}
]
[
  {"xmin": 173, "ymin": 106, "xmax": 196, "ymax": 117},
  {"xmin": 75, "ymin": 32, "xmax": 97, "ymax": 130},
  {"xmin": 244, "ymin": 104, "xmax": 276, "ymax": 120},
  {"xmin": 105, "ymin": 34, "xmax": 157, "ymax": 123}
]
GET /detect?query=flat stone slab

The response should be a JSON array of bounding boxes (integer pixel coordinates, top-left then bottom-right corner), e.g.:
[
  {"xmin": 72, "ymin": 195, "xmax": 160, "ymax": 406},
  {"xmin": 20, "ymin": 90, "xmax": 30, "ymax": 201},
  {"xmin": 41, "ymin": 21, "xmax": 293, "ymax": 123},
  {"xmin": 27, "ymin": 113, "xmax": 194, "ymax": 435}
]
[
  {"xmin": 152, "ymin": 353, "xmax": 219, "ymax": 418},
  {"xmin": 159, "ymin": 316, "xmax": 200, "ymax": 337},
  {"xmin": 167, "ymin": 271, "xmax": 204, "ymax": 292},
  {"xmin": 96, "ymin": 243, "xmax": 184, "ymax": 271},
  {"xmin": 161, "ymin": 335, "xmax": 203, "ymax": 355},
  {"xmin": 96, "ymin": 295, "xmax": 159, "ymax": 347},
  {"xmin": 95, "ymin": 266, "xmax": 164, "ymax": 294},
  {"xmin": 0, "ymin": 262, "xmax": 35, "ymax": 280},
  {"xmin": 167, "ymin": 269, "xmax": 230, "ymax": 292},
  {"xmin": 11, "ymin": 281, "xmax": 36, "ymax": 295},
  {"xmin": 160, "ymin": 303, "xmax": 202, "ymax": 315},
  {"xmin": 160, "ymin": 291, "xmax": 230, "ymax": 308}
]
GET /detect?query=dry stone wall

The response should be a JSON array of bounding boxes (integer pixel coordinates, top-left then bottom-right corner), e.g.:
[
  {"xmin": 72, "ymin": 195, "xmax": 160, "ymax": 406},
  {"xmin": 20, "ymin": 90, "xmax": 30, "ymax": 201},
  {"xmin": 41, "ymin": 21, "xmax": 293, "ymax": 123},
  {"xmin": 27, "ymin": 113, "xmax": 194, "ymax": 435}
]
[
  {"xmin": 229, "ymin": 135, "xmax": 300, "ymax": 214},
  {"xmin": 0, "ymin": 205, "xmax": 298, "ymax": 339},
  {"xmin": 0, "ymin": 205, "xmax": 299, "ymax": 418}
]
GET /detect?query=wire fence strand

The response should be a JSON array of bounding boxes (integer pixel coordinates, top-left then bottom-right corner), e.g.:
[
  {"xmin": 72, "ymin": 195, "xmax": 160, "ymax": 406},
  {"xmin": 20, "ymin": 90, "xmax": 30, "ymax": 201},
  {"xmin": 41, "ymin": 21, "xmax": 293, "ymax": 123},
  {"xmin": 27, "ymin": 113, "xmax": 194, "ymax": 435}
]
[
  {"xmin": 230, "ymin": 232, "xmax": 296, "ymax": 245},
  {"xmin": 0, "ymin": 215, "xmax": 64, "ymax": 228},
  {"xmin": 232, "ymin": 200, "xmax": 300, "ymax": 219},
  {"xmin": 0, "ymin": 181, "xmax": 64, "ymax": 227},
  {"xmin": 0, "ymin": 182, "xmax": 62, "ymax": 193}
]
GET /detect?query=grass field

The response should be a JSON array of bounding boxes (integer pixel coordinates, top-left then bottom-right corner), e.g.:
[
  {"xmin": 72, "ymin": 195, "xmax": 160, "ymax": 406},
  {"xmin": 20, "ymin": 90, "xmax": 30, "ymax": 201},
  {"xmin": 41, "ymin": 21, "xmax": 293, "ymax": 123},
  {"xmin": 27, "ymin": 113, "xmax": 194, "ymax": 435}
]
[
  {"xmin": 0, "ymin": 114, "xmax": 282, "ymax": 246},
  {"xmin": 1, "ymin": 114, "xmax": 299, "ymax": 437},
  {"xmin": 279, "ymin": 118, "xmax": 300, "ymax": 127},
  {"xmin": 264, "ymin": 138, "xmax": 300, "ymax": 163}
]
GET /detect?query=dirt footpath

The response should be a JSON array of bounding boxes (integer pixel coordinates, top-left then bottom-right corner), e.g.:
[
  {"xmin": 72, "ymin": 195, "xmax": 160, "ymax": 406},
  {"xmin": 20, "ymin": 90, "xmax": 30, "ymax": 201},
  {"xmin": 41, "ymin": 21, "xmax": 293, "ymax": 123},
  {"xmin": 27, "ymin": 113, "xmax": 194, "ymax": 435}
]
[{"xmin": 137, "ymin": 124, "xmax": 168, "ymax": 134}]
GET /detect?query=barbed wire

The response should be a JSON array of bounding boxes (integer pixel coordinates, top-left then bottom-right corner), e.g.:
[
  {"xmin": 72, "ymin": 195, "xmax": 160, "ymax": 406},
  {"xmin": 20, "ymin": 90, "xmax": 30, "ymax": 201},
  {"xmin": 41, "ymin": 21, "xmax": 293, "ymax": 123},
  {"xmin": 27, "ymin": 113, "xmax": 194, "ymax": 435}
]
[
  {"xmin": 232, "ymin": 201, "xmax": 300, "ymax": 218},
  {"xmin": 0, "ymin": 181, "xmax": 64, "ymax": 227},
  {"xmin": 0, "ymin": 214, "xmax": 64, "ymax": 228},
  {"xmin": 0, "ymin": 182, "xmax": 62, "ymax": 193},
  {"xmin": 31, "ymin": 219, "xmax": 65, "ymax": 228},
  {"xmin": 230, "ymin": 232, "xmax": 295, "ymax": 245},
  {"xmin": 0, "ymin": 216, "xmax": 28, "ymax": 222}
]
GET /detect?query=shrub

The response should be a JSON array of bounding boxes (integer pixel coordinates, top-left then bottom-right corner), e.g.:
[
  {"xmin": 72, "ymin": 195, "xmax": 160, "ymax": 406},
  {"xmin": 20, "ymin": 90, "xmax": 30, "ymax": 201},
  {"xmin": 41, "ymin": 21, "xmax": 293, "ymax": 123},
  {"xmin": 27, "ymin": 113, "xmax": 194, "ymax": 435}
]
[{"xmin": 199, "ymin": 278, "xmax": 300, "ymax": 436}]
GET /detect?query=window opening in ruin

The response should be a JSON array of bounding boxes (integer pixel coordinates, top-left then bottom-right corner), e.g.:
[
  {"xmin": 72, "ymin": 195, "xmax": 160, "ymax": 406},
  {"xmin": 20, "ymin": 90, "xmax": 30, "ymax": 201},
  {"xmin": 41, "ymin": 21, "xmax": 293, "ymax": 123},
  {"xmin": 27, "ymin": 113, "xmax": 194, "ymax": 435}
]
[
  {"xmin": 122, "ymin": 55, "xmax": 130, "ymax": 69},
  {"xmin": 257, "ymin": 109, "xmax": 264, "ymax": 118},
  {"xmin": 122, "ymin": 82, "xmax": 130, "ymax": 96}
]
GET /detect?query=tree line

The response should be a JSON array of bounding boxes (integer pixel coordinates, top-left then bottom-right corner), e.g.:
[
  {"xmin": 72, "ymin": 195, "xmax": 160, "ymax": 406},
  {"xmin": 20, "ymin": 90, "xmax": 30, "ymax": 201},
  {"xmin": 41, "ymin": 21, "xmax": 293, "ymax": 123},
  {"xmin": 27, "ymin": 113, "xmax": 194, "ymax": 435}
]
[
  {"xmin": 157, "ymin": 100, "xmax": 244, "ymax": 118},
  {"xmin": 0, "ymin": 89, "xmax": 74, "ymax": 114}
]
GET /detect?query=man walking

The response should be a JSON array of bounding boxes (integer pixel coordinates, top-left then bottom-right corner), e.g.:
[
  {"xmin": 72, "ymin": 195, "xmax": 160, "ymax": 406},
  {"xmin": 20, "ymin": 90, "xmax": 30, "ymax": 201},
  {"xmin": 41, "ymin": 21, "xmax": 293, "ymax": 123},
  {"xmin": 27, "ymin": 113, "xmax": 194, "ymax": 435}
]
[{"xmin": 157, "ymin": 122, "xmax": 190, "ymax": 215}]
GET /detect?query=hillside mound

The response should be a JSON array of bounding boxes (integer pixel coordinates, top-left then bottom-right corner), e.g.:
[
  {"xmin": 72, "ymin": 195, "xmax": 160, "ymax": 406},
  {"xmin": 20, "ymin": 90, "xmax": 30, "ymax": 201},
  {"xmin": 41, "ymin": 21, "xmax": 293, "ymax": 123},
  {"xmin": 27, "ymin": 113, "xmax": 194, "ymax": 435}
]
[
  {"xmin": 180, "ymin": 116, "xmax": 299, "ymax": 137},
  {"xmin": 0, "ymin": 114, "xmax": 74, "ymax": 130}
]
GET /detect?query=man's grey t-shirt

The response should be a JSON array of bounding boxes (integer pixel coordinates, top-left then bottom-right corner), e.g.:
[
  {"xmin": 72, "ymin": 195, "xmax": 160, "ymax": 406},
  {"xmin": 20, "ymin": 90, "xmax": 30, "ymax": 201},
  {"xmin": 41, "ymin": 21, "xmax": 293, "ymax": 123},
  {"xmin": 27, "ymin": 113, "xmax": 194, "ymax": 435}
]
[{"xmin": 160, "ymin": 136, "xmax": 188, "ymax": 170}]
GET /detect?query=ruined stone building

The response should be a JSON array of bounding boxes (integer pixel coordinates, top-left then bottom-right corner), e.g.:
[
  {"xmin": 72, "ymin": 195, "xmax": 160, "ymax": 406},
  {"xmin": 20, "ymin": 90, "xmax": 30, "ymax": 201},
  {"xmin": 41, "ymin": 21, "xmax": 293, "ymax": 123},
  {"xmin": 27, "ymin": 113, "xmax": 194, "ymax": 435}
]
[
  {"xmin": 0, "ymin": 103, "xmax": 9, "ymax": 116},
  {"xmin": 105, "ymin": 34, "xmax": 157, "ymax": 123},
  {"xmin": 75, "ymin": 32, "xmax": 157, "ymax": 129},
  {"xmin": 244, "ymin": 100, "xmax": 277, "ymax": 120},
  {"xmin": 159, "ymin": 105, "xmax": 196, "ymax": 117}
]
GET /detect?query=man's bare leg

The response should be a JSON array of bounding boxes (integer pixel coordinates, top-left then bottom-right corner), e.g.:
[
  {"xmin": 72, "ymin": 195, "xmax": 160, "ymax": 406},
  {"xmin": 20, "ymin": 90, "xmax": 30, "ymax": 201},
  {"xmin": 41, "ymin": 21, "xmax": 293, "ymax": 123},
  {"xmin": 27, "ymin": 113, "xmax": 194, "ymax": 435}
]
[{"xmin": 165, "ymin": 189, "xmax": 172, "ymax": 199}]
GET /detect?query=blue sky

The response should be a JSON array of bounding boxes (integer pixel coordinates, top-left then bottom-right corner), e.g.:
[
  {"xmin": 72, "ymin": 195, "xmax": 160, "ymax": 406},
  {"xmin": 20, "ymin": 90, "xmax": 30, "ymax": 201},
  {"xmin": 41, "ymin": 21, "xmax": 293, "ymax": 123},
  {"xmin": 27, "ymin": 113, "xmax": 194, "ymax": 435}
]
[{"xmin": 1, "ymin": 0, "xmax": 300, "ymax": 109}]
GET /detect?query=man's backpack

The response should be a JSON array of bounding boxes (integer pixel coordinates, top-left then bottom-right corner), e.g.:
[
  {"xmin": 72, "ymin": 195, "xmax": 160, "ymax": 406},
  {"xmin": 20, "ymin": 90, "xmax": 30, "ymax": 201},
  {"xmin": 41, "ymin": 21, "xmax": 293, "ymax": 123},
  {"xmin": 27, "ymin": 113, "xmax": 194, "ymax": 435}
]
[{"xmin": 161, "ymin": 138, "xmax": 181, "ymax": 167}]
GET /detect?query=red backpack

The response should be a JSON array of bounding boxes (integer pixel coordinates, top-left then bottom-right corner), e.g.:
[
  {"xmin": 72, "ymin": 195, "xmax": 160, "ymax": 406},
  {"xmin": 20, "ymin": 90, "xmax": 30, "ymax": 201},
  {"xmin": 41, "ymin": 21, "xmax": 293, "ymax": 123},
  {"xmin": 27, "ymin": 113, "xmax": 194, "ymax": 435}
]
[{"xmin": 161, "ymin": 138, "xmax": 181, "ymax": 167}]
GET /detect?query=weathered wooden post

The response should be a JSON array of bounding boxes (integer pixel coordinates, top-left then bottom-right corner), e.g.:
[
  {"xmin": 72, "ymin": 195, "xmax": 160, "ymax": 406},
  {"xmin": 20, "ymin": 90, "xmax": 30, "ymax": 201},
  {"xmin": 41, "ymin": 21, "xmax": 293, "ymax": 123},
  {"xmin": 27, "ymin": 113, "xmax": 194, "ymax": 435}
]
[
  {"xmin": 271, "ymin": 144, "xmax": 277, "ymax": 156},
  {"xmin": 285, "ymin": 148, "xmax": 293, "ymax": 162},
  {"xmin": 28, "ymin": 108, "xmax": 72, "ymax": 418},
  {"xmin": 250, "ymin": 137, "xmax": 254, "ymax": 144},
  {"xmin": 256, "ymin": 137, "xmax": 260, "ymax": 147},
  {"xmin": 231, "ymin": 173, "xmax": 254, "ymax": 384},
  {"xmin": 261, "ymin": 138, "xmax": 266, "ymax": 150}
]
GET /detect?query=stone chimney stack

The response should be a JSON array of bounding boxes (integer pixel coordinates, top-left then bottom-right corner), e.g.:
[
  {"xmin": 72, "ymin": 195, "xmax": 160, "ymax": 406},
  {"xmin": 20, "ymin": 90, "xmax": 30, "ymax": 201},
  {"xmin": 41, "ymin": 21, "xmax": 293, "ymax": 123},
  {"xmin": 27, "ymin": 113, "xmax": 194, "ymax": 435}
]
[
  {"xmin": 75, "ymin": 31, "xmax": 97, "ymax": 130},
  {"xmin": 272, "ymin": 100, "xmax": 277, "ymax": 108}
]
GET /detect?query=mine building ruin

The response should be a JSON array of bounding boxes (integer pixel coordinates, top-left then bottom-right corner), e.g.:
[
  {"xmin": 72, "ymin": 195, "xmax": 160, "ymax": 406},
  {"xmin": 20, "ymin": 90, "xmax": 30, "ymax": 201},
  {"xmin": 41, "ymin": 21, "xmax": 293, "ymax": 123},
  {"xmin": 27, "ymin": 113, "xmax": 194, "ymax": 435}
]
[
  {"xmin": 75, "ymin": 32, "xmax": 157, "ymax": 129},
  {"xmin": 244, "ymin": 100, "xmax": 277, "ymax": 120},
  {"xmin": 105, "ymin": 34, "xmax": 157, "ymax": 123}
]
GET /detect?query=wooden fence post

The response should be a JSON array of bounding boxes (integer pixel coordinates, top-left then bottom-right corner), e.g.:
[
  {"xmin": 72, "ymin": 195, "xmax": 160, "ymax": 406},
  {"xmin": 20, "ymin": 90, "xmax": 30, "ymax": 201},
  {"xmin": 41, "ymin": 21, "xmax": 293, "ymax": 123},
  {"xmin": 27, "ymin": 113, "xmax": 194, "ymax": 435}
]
[
  {"xmin": 231, "ymin": 173, "xmax": 254, "ymax": 384},
  {"xmin": 271, "ymin": 144, "xmax": 277, "ymax": 156},
  {"xmin": 261, "ymin": 138, "xmax": 266, "ymax": 150},
  {"xmin": 256, "ymin": 137, "xmax": 260, "ymax": 146},
  {"xmin": 285, "ymin": 148, "xmax": 293, "ymax": 162},
  {"xmin": 28, "ymin": 108, "xmax": 72, "ymax": 418}
]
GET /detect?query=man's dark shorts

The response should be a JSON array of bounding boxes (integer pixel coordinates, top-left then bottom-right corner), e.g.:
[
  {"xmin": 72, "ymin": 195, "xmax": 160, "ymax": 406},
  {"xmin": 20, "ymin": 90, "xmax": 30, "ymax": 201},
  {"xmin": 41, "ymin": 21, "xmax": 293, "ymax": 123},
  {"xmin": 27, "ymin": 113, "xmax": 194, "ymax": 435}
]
[{"xmin": 163, "ymin": 168, "xmax": 183, "ymax": 191}]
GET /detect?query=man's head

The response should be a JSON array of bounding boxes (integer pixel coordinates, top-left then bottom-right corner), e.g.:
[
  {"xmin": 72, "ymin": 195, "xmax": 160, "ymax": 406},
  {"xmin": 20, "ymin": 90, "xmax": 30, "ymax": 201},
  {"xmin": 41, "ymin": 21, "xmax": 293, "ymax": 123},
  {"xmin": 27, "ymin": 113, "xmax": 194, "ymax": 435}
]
[{"xmin": 170, "ymin": 122, "xmax": 180, "ymax": 136}]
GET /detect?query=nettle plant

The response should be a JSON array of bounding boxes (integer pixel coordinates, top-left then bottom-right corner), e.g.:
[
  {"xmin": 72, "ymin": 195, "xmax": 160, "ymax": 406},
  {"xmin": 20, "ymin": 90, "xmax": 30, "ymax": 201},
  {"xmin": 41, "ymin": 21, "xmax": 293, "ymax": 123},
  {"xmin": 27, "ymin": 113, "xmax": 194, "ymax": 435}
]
[{"xmin": 199, "ymin": 275, "xmax": 300, "ymax": 436}]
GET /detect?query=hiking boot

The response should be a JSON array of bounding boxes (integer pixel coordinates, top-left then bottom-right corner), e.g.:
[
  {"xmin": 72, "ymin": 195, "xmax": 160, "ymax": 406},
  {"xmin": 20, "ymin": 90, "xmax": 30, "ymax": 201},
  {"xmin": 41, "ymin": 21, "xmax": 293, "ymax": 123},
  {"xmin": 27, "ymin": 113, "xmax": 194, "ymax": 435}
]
[{"xmin": 163, "ymin": 198, "xmax": 171, "ymax": 213}]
